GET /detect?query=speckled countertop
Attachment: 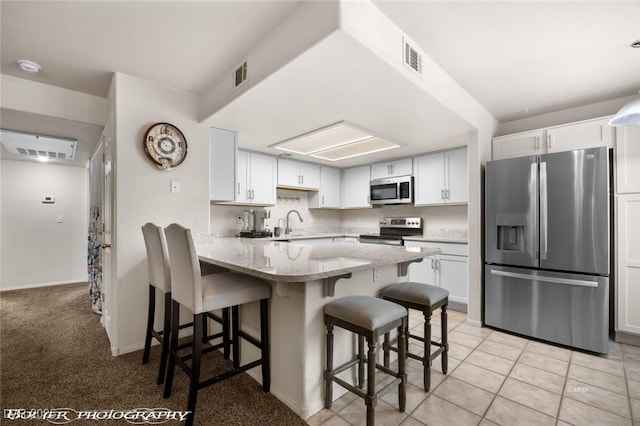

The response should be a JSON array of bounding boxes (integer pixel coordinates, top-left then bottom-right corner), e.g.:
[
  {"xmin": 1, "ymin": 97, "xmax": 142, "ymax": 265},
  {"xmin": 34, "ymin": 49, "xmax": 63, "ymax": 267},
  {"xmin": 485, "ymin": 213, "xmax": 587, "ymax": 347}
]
[
  {"xmin": 196, "ymin": 238, "xmax": 440, "ymax": 282},
  {"xmin": 402, "ymin": 236, "xmax": 468, "ymax": 244}
]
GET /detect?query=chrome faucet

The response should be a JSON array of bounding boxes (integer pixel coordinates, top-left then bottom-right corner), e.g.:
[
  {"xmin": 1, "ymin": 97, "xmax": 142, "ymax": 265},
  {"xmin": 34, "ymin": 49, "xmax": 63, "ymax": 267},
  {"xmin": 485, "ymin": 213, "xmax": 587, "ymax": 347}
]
[{"xmin": 285, "ymin": 209, "xmax": 303, "ymax": 235}]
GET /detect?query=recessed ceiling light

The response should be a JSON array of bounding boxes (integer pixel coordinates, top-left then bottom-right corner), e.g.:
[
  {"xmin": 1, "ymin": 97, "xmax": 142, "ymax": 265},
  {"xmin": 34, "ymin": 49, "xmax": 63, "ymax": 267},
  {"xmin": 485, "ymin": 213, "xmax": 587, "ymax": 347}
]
[
  {"xmin": 632, "ymin": 39, "xmax": 640, "ymax": 48},
  {"xmin": 16, "ymin": 59, "xmax": 41, "ymax": 73}
]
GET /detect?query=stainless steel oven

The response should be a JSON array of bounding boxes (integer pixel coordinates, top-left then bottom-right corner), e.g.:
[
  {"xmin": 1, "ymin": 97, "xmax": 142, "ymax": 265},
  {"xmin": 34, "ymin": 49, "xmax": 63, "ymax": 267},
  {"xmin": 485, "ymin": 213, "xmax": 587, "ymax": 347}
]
[
  {"xmin": 369, "ymin": 175, "xmax": 414, "ymax": 205},
  {"xmin": 359, "ymin": 217, "xmax": 422, "ymax": 245}
]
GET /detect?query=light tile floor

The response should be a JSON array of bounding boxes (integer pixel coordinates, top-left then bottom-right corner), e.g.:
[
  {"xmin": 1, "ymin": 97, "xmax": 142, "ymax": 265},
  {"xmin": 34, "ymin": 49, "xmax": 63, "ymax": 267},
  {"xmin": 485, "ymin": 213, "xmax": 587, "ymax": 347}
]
[{"xmin": 307, "ymin": 309, "xmax": 640, "ymax": 426}]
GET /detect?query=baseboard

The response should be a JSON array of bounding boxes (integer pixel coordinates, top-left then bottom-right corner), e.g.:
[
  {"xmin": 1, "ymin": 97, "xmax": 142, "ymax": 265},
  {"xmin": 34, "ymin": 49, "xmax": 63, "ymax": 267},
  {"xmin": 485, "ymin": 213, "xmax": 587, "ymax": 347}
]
[
  {"xmin": 0, "ymin": 279, "xmax": 87, "ymax": 293},
  {"xmin": 449, "ymin": 301, "xmax": 468, "ymax": 313},
  {"xmin": 615, "ymin": 330, "xmax": 640, "ymax": 347},
  {"xmin": 465, "ymin": 318, "xmax": 483, "ymax": 327}
]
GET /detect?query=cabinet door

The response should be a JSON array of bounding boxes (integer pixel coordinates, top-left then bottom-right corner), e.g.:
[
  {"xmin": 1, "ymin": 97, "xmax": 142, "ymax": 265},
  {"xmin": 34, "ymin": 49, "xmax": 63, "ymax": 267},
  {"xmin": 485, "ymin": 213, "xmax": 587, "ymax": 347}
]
[
  {"xmin": 236, "ymin": 150, "xmax": 250, "ymax": 203},
  {"xmin": 342, "ymin": 165, "xmax": 371, "ymax": 208},
  {"xmin": 616, "ymin": 125, "xmax": 640, "ymax": 194},
  {"xmin": 617, "ymin": 194, "xmax": 640, "ymax": 335},
  {"xmin": 277, "ymin": 158, "xmax": 301, "ymax": 188},
  {"xmin": 546, "ymin": 117, "xmax": 613, "ymax": 154},
  {"xmin": 438, "ymin": 254, "xmax": 468, "ymax": 305},
  {"xmin": 209, "ymin": 128, "xmax": 236, "ymax": 202},
  {"xmin": 445, "ymin": 148, "xmax": 468, "ymax": 204},
  {"xmin": 414, "ymin": 152, "xmax": 445, "ymax": 205},
  {"xmin": 321, "ymin": 166, "xmax": 341, "ymax": 207},
  {"xmin": 408, "ymin": 256, "xmax": 438, "ymax": 286},
  {"xmin": 391, "ymin": 158, "xmax": 413, "ymax": 177},
  {"xmin": 492, "ymin": 130, "xmax": 544, "ymax": 160},
  {"xmin": 371, "ymin": 162, "xmax": 392, "ymax": 179},
  {"xmin": 249, "ymin": 152, "xmax": 276, "ymax": 205},
  {"xmin": 299, "ymin": 162, "xmax": 320, "ymax": 189}
]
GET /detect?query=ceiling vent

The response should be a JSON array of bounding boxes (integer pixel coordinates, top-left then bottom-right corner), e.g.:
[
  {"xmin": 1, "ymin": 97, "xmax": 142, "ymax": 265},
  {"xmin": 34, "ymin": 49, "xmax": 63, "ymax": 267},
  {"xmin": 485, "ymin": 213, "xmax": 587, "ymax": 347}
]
[
  {"xmin": 233, "ymin": 60, "xmax": 248, "ymax": 89},
  {"xmin": 403, "ymin": 36, "xmax": 423, "ymax": 77},
  {"xmin": 0, "ymin": 129, "xmax": 76, "ymax": 160}
]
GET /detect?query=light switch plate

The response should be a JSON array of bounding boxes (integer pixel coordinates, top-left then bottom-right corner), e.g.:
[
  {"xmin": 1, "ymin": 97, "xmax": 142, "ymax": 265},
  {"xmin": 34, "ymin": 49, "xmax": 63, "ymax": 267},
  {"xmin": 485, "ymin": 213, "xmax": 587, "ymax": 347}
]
[{"xmin": 170, "ymin": 180, "xmax": 180, "ymax": 193}]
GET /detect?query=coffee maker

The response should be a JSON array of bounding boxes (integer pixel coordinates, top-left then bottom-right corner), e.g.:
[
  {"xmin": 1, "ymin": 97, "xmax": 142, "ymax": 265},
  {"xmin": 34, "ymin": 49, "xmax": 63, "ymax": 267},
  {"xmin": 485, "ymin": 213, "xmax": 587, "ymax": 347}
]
[{"xmin": 237, "ymin": 209, "xmax": 272, "ymax": 238}]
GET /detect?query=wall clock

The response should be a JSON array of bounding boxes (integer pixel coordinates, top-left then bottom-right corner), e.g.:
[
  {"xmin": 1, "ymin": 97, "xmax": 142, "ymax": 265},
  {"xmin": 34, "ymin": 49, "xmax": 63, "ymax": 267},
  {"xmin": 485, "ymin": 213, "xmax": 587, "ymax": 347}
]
[{"xmin": 143, "ymin": 122, "xmax": 187, "ymax": 170}]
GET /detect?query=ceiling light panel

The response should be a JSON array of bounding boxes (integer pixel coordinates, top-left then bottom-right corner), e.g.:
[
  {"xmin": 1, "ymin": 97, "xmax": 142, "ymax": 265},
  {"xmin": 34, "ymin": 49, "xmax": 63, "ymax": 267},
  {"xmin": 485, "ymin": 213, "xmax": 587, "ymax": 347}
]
[
  {"xmin": 0, "ymin": 129, "xmax": 77, "ymax": 160},
  {"xmin": 272, "ymin": 122, "xmax": 373, "ymax": 155},
  {"xmin": 310, "ymin": 137, "xmax": 400, "ymax": 161}
]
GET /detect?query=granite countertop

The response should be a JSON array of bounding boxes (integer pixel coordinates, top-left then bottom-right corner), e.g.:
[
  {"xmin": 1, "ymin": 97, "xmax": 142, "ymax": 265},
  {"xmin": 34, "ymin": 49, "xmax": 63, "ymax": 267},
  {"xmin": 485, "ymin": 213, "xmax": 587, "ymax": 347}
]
[
  {"xmin": 196, "ymin": 238, "xmax": 439, "ymax": 282},
  {"xmin": 270, "ymin": 233, "xmax": 361, "ymax": 241}
]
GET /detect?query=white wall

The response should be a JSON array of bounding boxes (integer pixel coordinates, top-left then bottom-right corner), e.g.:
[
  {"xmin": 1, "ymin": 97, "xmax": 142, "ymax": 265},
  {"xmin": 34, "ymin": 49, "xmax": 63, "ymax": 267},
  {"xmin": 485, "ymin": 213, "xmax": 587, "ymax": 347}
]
[
  {"xmin": 0, "ymin": 159, "xmax": 88, "ymax": 290},
  {"xmin": 112, "ymin": 72, "xmax": 210, "ymax": 355}
]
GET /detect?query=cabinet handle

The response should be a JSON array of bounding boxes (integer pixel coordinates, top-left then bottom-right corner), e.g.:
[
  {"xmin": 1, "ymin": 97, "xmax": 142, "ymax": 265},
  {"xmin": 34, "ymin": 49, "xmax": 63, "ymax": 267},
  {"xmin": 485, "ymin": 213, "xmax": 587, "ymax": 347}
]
[
  {"xmin": 431, "ymin": 258, "xmax": 435, "ymax": 269},
  {"xmin": 441, "ymin": 189, "xmax": 445, "ymax": 200},
  {"xmin": 247, "ymin": 190, "xmax": 251, "ymax": 200},
  {"xmin": 237, "ymin": 183, "xmax": 240, "ymax": 195},
  {"xmin": 446, "ymin": 189, "xmax": 450, "ymax": 199},
  {"xmin": 535, "ymin": 136, "xmax": 540, "ymax": 150},
  {"xmin": 547, "ymin": 134, "xmax": 552, "ymax": 149},
  {"xmin": 322, "ymin": 195, "xmax": 324, "ymax": 205},
  {"xmin": 302, "ymin": 175, "xmax": 304, "ymax": 184},
  {"xmin": 251, "ymin": 189, "xmax": 255, "ymax": 200},
  {"xmin": 367, "ymin": 195, "xmax": 370, "ymax": 204}
]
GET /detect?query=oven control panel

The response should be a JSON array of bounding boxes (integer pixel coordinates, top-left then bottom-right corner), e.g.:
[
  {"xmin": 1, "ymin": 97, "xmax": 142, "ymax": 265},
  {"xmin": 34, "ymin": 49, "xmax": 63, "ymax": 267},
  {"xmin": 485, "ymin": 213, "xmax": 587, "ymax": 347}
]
[{"xmin": 378, "ymin": 217, "xmax": 422, "ymax": 229}]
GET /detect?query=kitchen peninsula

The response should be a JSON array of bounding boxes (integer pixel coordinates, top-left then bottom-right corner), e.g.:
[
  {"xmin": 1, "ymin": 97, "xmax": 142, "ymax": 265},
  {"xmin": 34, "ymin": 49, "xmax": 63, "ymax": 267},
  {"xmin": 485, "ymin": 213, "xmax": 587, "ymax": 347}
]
[{"xmin": 195, "ymin": 237, "xmax": 440, "ymax": 419}]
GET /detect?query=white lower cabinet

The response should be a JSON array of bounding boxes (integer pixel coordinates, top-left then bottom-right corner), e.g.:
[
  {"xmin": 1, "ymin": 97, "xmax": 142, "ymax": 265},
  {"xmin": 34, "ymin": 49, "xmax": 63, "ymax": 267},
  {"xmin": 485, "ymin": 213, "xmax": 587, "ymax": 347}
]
[
  {"xmin": 405, "ymin": 240, "xmax": 469, "ymax": 307},
  {"xmin": 617, "ymin": 193, "xmax": 640, "ymax": 336}
]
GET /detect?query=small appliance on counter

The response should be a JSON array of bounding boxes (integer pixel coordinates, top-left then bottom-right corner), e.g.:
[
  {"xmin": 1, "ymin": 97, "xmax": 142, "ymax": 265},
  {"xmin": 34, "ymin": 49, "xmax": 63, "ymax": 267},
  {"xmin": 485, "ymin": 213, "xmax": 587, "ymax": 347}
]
[{"xmin": 237, "ymin": 209, "xmax": 273, "ymax": 238}]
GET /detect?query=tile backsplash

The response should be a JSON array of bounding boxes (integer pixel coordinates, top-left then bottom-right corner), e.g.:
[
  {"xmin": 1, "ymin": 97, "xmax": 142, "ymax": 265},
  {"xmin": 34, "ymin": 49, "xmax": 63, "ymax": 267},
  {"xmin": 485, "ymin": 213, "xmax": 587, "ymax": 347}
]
[{"xmin": 209, "ymin": 188, "xmax": 468, "ymax": 238}]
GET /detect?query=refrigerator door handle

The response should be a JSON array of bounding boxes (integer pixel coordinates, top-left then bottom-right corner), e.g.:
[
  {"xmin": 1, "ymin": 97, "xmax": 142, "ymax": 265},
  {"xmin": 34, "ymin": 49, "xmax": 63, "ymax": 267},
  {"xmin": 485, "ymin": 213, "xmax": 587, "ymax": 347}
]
[
  {"xmin": 529, "ymin": 162, "xmax": 539, "ymax": 260},
  {"xmin": 540, "ymin": 161, "xmax": 548, "ymax": 260},
  {"xmin": 490, "ymin": 269, "xmax": 598, "ymax": 288}
]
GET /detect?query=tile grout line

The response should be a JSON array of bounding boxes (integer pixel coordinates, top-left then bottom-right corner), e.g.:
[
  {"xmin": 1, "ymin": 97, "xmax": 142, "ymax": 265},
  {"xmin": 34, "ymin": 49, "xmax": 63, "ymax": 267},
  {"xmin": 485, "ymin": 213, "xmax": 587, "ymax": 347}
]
[
  {"xmin": 623, "ymin": 346, "xmax": 635, "ymax": 424},
  {"xmin": 553, "ymin": 347, "xmax": 572, "ymax": 425},
  {"xmin": 477, "ymin": 336, "xmax": 530, "ymax": 424}
]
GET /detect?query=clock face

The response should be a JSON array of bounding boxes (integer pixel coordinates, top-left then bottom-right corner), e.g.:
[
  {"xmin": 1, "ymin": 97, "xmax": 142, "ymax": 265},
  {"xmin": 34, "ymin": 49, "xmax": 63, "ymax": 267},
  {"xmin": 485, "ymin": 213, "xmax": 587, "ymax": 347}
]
[{"xmin": 143, "ymin": 122, "xmax": 187, "ymax": 170}]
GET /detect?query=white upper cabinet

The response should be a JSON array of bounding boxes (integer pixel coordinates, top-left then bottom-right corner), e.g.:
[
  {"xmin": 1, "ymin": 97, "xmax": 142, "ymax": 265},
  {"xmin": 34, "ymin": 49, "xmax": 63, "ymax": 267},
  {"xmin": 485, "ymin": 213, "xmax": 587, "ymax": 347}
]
[
  {"xmin": 309, "ymin": 166, "xmax": 341, "ymax": 209},
  {"xmin": 492, "ymin": 116, "xmax": 613, "ymax": 160},
  {"xmin": 615, "ymin": 125, "xmax": 640, "ymax": 194},
  {"xmin": 236, "ymin": 150, "xmax": 276, "ymax": 205},
  {"xmin": 342, "ymin": 165, "xmax": 371, "ymax": 209},
  {"xmin": 546, "ymin": 117, "xmax": 613, "ymax": 153},
  {"xmin": 492, "ymin": 130, "xmax": 544, "ymax": 160},
  {"xmin": 370, "ymin": 158, "xmax": 413, "ymax": 179},
  {"xmin": 414, "ymin": 147, "xmax": 468, "ymax": 205},
  {"xmin": 277, "ymin": 158, "xmax": 320, "ymax": 190},
  {"xmin": 209, "ymin": 128, "xmax": 237, "ymax": 202}
]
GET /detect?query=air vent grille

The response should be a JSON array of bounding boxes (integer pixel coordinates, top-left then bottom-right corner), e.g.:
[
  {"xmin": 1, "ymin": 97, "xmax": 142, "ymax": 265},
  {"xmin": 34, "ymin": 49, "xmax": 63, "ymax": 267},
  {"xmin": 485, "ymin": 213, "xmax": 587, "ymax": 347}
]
[
  {"xmin": 403, "ymin": 36, "xmax": 423, "ymax": 77},
  {"xmin": 0, "ymin": 129, "xmax": 76, "ymax": 160},
  {"xmin": 234, "ymin": 61, "xmax": 248, "ymax": 88}
]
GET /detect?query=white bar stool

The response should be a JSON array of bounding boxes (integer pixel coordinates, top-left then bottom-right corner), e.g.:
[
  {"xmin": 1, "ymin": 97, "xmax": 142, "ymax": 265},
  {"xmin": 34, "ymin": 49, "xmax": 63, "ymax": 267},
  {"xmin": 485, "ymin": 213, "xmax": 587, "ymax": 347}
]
[{"xmin": 162, "ymin": 223, "xmax": 271, "ymax": 426}]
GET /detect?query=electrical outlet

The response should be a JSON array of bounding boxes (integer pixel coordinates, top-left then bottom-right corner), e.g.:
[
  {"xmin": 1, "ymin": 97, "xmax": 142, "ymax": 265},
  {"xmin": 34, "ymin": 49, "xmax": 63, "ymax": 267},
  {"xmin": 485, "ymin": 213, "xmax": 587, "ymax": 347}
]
[
  {"xmin": 57, "ymin": 215, "xmax": 64, "ymax": 223},
  {"xmin": 373, "ymin": 268, "xmax": 379, "ymax": 282}
]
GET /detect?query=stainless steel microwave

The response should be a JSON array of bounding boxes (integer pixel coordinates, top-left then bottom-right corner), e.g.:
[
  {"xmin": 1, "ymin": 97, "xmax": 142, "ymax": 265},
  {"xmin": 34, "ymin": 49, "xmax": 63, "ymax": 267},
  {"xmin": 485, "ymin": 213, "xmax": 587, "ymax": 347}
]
[{"xmin": 369, "ymin": 175, "xmax": 414, "ymax": 205}]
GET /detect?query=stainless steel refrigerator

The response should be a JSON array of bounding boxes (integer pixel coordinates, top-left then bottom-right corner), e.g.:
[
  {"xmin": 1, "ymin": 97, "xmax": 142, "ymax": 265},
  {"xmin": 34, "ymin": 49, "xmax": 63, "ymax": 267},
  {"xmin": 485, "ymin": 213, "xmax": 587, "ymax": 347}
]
[{"xmin": 484, "ymin": 146, "xmax": 610, "ymax": 354}]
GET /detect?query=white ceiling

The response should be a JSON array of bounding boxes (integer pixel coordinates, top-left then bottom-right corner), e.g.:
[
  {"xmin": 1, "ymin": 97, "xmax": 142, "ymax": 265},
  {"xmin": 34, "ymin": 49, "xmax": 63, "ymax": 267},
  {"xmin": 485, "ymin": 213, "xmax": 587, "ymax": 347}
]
[{"xmin": 1, "ymin": 0, "xmax": 639, "ymax": 167}]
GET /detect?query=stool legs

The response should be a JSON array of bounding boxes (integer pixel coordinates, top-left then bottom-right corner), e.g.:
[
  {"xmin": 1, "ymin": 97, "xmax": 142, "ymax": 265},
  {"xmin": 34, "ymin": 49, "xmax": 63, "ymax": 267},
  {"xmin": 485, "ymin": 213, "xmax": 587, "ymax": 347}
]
[
  {"xmin": 423, "ymin": 312, "xmax": 432, "ymax": 392},
  {"xmin": 142, "ymin": 285, "xmax": 155, "ymax": 365},
  {"xmin": 163, "ymin": 300, "xmax": 181, "ymax": 399},
  {"xmin": 185, "ymin": 313, "xmax": 203, "ymax": 426},
  {"xmin": 158, "ymin": 292, "xmax": 172, "ymax": 385},
  {"xmin": 441, "ymin": 305, "xmax": 448, "ymax": 374},
  {"xmin": 398, "ymin": 318, "xmax": 407, "ymax": 412},
  {"xmin": 324, "ymin": 325, "xmax": 334, "ymax": 409},
  {"xmin": 232, "ymin": 306, "xmax": 240, "ymax": 369},
  {"xmin": 365, "ymin": 340, "xmax": 377, "ymax": 426},
  {"xmin": 358, "ymin": 336, "xmax": 365, "ymax": 389}
]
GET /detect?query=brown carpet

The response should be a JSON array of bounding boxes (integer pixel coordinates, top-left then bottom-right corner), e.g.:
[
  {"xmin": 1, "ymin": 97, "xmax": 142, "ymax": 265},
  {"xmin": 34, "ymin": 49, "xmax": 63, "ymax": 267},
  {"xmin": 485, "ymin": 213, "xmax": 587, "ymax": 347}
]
[{"xmin": 0, "ymin": 283, "xmax": 307, "ymax": 425}]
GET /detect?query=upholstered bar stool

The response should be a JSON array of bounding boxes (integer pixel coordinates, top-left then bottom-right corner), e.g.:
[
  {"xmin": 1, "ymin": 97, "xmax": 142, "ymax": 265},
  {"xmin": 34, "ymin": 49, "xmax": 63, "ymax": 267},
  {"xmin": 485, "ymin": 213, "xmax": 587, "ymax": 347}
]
[
  {"xmin": 324, "ymin": 295, "xmax": 408, "ymax": 426},
  {"xmin": 141, "ymin": 223, "xmax": 232, "ymax": 386},
  {"xmin": 381, "ymin": 282, "xmax": 449, "ymax": 392},
  {"xmin": 163, "ymin": 223, "xmax": 271, "ymax": 426}
]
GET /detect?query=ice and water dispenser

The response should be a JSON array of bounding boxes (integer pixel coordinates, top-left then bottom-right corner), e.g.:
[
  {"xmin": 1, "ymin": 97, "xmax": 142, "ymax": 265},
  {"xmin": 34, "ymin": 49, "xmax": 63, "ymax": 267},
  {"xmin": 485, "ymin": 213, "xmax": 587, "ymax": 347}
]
[{"xmin": 495, "ymin": 213, "xmax": 527, "ymax": 252}]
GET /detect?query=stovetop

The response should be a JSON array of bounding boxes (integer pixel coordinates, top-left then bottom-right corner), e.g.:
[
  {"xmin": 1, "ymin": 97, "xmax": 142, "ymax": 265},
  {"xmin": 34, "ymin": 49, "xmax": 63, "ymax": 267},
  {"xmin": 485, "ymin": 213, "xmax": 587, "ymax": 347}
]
[{"xmin": 236, "ymin": 230, "xmax": 273, "ymax": 238}]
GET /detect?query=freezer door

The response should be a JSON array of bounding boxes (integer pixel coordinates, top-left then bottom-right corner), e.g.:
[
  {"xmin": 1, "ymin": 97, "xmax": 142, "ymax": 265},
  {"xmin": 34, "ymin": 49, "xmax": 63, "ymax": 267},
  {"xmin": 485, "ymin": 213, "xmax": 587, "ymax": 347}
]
[
  {"xmin": 485, "ymin": 156, "xmax": 539, "ymax": 268},
  {"xmin": 540, "ymin": 147, "xmax": 610, "ymax": 275},
  {"xmin": 484, "ymin": 265, "xmax": 609, "ymax": 354}
]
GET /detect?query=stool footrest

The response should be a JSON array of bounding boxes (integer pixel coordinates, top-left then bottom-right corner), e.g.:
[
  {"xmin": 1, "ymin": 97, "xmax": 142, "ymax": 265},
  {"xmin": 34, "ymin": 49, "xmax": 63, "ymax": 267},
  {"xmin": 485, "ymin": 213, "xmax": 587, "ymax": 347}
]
[{"xmin": 198, "ymin": 359, "xmax": 263, "ymax": 389}]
